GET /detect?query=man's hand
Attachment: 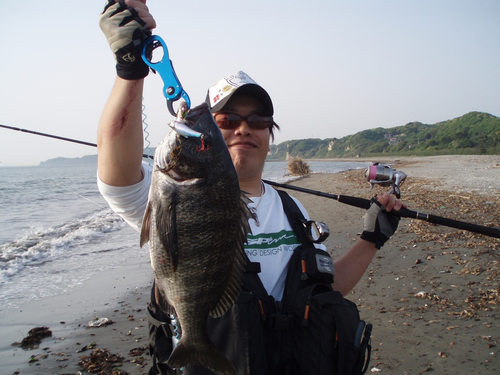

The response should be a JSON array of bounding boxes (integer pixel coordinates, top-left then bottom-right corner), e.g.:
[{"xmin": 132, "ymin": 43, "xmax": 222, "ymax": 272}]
[
  {"xmin": 99, "ymin": 0, "xmax": 156, "ymax": 80},
  {"xmin": 360, "ymin": 193, "xmax": 407, "ymax": 249}
]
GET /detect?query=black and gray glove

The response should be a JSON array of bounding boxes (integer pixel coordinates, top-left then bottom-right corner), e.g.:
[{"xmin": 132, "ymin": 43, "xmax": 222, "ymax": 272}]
[
  {"xmin": 360, "ymin": 197, "xmax": 400, "ymax": 249},
  {"xmin": 99, "ymin": 0, "xmax": 151, "ymax": 80}
]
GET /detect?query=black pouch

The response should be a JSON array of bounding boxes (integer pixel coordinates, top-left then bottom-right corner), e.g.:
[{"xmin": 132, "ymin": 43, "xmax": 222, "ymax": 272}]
[
  {"xmin": 301, "ymin": 247, "xmax": 335, "ymax": 284},
  {"xmin": 293, "ymin": 288, "xmax": 371, "ymax": 375},
  {"xmin": 205, "ymin": 290, "xmax": 269, "ymax": 375}
]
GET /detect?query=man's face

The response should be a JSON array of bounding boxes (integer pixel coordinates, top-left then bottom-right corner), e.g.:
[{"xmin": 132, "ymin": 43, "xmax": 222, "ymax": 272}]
[{"xmin": 214, "ymin": 94, "xmax": 271, "ymax": 181}]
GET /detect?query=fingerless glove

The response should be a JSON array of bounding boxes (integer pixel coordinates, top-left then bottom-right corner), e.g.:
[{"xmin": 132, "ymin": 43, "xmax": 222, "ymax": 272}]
[
  {"xmin": 99, "ymin": 0, "xmax": 151, "ymax": 80},
  {"xmin": 360, "ymin": 197, "xmax": 400, "ymax": 249}
]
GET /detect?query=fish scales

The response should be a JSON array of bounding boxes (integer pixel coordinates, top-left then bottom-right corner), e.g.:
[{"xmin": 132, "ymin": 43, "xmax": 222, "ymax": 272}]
[{"xmin": 140, "ymin": 102, "xmax": 253, "ymax": 375}]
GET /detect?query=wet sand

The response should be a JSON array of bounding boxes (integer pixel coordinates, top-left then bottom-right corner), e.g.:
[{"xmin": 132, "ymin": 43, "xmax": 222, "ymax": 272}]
[{"xmin": 7, "ymin": 155, "xmax": 500, "ymax": 374}]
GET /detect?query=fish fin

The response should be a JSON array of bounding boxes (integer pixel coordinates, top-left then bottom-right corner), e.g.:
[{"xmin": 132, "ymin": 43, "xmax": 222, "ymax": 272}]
[
  {"xmin": 139, "ymin": 201, "xmax": 152, "ymax": 248},
  {"xmin": 154, "ymin": 279, "xmax": 181, "ymax": 320},
  {"xmin": 156, "ymin": 195, "xmax": 179, "ymax": 272},
  {"xmin": 209, "ymin": 193, "xmax": 253, "ymax": 318},
  {"xmin": 209, "ymin": 276, "xmax": 241, "ymax": 318},
  {"xmin": 154, "ymin": 281, "xmax": 177, "ymax": 317},
  {"xmin": 208, "ymin": 245, "xmax": 247, "ymax": 318},
  {"xmin": 168, "ymin": 338, "xmax": 235, "ymax": 375}
]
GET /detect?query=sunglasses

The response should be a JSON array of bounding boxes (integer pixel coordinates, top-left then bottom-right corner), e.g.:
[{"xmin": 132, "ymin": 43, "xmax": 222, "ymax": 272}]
[{"xmin": 214, "ymin": 112, "xmax": 273, "ymax": 130}]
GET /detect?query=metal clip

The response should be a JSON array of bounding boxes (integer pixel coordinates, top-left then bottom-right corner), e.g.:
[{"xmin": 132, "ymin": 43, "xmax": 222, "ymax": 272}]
[{"xmin": 141, "ymin": 35, "xmax": 191, "ymax": 116}]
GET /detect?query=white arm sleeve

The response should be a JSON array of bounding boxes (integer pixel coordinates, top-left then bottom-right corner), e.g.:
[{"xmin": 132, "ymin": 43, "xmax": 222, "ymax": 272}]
[{"xmin": 97, "ymin": 162, "xmax": 152, "ymax": 232}]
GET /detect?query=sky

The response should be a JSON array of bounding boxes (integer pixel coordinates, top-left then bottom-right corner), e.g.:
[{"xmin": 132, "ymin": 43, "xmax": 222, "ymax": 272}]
[{"xmin": 1, "ymin": 0, "xmax": 499, "ymax": 167}]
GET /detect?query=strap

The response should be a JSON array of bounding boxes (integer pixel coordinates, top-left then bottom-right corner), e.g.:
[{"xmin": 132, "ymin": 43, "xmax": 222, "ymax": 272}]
[
  {"xmin": 276, "ymin": 190, "xmax": 315, "ymax": 249},
  {"xmin": 245, "ymin": 261, "xmax": 261, "ymax": 273},
  {"xmin": 147, "ymin": 304, "xmax": 177, "ymax": 338},
  {"xmin": 147, "ymin": 308, "xmax": 167, "ymax": 328}
]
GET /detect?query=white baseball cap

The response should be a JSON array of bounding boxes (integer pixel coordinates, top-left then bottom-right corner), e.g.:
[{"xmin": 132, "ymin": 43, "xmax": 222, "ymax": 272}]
[{"xmin": 206, "ymin": 71, "xmax": 274, "ymax": 116}]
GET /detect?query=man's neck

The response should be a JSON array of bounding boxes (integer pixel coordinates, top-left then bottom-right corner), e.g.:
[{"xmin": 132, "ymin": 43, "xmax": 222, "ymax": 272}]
[{"xmin": 239, "ymin": 179, "xmax": 263, "ymax": 197}]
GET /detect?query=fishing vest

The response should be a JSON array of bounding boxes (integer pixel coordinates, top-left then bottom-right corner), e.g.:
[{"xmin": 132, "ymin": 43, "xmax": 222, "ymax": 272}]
[{"xmin": 147, "ymin": 190, "xmax": 372, "ymax": 375}]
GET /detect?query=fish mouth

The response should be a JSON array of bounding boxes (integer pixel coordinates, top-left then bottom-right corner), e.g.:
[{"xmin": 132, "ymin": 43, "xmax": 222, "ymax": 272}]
[{"xmin": 164, "ymin": 169, "xmax": 202, "ymax": 186}]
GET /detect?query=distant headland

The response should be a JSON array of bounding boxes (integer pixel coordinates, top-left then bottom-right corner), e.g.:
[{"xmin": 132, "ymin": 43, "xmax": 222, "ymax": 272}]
[{"xmin": 39, "ymin": 155, "xmax": 98, "ymax": 166}]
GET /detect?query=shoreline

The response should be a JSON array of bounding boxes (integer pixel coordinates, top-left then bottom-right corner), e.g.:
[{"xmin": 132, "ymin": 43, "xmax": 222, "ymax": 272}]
[{"xmin": 5, "ymin": 155, "xmax": 499, "ymax": 374}]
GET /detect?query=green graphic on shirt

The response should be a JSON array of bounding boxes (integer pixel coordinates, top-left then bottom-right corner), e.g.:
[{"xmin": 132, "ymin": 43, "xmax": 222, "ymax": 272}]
[{"xmin": 245, "ymin": 230, "xmax": 298, "ymax": 249}]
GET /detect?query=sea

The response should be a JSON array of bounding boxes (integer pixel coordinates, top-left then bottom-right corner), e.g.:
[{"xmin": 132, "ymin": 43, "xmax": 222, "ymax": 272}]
[{"xmin": 0, "ymin": 160, "xmax": 369, "ymax": 315}]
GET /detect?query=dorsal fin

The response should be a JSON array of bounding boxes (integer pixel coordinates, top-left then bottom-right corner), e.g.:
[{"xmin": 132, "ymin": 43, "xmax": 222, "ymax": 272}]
[{"xmin": 209, "ymin": 192, "xmax": 253, "ymax": 317}]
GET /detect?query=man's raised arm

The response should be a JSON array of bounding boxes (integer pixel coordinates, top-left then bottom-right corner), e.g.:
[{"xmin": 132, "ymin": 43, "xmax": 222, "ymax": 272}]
[{"xmin": 97, "ymin": 0, "xmax": 156, "ymax": 186}]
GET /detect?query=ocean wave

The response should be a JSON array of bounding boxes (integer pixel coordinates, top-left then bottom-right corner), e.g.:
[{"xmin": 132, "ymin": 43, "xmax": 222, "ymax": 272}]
[{"xmin": 0, "ymin": 208, "xmax": 126, "ymax": 283}]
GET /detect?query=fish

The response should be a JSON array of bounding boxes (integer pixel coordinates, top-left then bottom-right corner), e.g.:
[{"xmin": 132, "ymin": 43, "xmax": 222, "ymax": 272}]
[{"xmin": 140, "ymin": 102, "xmax": 253, "ymax": 375}]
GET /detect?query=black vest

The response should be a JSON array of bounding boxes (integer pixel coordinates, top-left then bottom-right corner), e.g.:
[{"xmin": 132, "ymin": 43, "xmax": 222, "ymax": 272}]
[{"xmin": 148, "ymin": 190, "xmax": 372, "ymax": 375}]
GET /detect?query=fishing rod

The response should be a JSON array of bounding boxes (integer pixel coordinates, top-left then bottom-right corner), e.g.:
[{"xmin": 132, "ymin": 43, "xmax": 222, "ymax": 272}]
[
  {"xmin": 263, "ymin": 179, "xmax": 500, "ymax": 239},
  {"xmin": 0, "ymin": 124, "xmax": 153, "ymax": 160},
  {"xmin": 2, "ymin": 123, "xmax": 499, "ymax": 239}
]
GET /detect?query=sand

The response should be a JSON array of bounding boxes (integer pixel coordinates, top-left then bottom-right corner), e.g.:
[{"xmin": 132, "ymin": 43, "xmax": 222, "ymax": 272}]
[{"xmin": 5, "ymin": 155, "xmax": 500, "ymax": 375}]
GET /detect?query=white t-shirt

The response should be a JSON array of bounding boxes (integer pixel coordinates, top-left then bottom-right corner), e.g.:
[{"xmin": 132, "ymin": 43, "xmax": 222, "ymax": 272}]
[{"xmin": 97, "ymin": 162, "xmax": 325, "ymax": 301}]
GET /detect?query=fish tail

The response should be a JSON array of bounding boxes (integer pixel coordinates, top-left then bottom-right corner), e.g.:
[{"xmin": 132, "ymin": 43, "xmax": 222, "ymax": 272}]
[{"xmin": 168, "ymin": 339, "xmax": 235, "ymax": 375}]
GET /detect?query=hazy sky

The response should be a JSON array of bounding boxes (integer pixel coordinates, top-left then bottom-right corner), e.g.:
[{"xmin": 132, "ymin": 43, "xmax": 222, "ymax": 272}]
[{"xmin": 1, "ymin": 0, "xmax": 499, "ymax": 166}]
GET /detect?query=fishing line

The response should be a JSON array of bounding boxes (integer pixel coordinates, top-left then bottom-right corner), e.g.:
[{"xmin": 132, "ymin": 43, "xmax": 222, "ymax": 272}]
[{"xmin": 51, "ymin": 180, "xmax": 107, "ymax": 210}]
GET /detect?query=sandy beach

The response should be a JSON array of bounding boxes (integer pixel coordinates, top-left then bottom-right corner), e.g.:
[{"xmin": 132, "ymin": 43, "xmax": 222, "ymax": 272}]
[{"xmin": 6, "ymin": 155, "xmax": 500, "ymax": 375}]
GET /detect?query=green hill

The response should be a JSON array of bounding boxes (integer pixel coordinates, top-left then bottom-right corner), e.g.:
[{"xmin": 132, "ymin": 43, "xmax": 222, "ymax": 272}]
[{"xmin": 268, "ymin": 112, "xmax": 500, "ymax": 159}]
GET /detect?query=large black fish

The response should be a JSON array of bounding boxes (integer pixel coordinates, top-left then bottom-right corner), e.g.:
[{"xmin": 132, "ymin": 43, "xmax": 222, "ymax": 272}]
[{"xmin": 140, "ymin": 102, "xmax": 253, "ymax": 375}]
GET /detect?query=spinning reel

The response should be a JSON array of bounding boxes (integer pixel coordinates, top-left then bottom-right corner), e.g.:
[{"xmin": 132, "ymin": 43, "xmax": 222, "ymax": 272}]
[{"xmin": 365, "ymin": 163, "xmax": 407, "ymax": 199}]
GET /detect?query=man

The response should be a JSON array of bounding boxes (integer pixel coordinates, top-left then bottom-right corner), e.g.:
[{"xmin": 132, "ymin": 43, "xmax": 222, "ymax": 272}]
[{"xmin": 98, "ymin": 1, "xmax": 405, "ymax": 373}]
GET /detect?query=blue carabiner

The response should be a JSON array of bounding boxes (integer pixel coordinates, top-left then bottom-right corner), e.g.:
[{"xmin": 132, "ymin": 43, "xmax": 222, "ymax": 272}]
[{"xmin": 141, "ymin": 35, "xmax": 191, "ymax": 116}]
